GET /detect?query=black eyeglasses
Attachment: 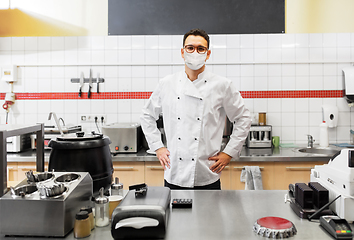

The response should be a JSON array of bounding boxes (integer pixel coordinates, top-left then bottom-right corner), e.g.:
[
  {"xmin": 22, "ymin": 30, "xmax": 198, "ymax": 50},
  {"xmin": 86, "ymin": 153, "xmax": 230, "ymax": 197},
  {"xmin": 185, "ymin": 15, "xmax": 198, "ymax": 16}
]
[{"xmin": 184, "ymin": 45, "xmax": 208, "ymax": 54}]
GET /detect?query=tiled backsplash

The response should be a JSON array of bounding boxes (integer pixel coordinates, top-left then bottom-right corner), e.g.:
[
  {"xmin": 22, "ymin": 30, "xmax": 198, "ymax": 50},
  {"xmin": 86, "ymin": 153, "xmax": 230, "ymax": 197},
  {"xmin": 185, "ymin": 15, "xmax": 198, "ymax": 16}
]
[{"xmin": 0, "ymin": 33, "xmax": 353, "ymax": 144}]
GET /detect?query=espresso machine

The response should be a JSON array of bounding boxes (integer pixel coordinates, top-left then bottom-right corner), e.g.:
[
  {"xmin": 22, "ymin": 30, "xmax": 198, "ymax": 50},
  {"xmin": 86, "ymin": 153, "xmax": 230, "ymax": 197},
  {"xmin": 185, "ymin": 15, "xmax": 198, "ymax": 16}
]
[{"xmin": 246, "ymin": 125, "xmax": 272, "ymax": 148}]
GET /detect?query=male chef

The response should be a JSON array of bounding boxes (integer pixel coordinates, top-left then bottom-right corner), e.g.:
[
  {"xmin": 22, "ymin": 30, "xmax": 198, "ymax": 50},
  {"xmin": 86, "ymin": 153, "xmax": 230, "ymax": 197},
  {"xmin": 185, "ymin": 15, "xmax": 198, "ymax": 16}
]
[{"xmin": 140, "ymin": 28, "xmax": 251, "ymax": 190}]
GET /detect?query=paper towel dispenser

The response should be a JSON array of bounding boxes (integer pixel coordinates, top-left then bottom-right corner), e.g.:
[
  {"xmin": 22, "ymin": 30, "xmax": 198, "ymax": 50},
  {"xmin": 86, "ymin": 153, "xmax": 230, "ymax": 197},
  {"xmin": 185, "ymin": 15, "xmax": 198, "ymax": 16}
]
[{"xmin": 342, "ymin": 67, "xmax": 354, "ymax": 106}]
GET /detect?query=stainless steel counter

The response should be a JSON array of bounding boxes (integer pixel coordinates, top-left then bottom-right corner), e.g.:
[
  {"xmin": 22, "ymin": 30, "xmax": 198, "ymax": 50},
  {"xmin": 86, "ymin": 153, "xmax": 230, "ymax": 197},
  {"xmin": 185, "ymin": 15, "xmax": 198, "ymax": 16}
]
[
  {"xmin": 6, "ymin": 145, "xmax": 342, "ymax": 163},
  {"xmin": 0, "ymin": 190, "xmax": 350, "ymax": 240}
]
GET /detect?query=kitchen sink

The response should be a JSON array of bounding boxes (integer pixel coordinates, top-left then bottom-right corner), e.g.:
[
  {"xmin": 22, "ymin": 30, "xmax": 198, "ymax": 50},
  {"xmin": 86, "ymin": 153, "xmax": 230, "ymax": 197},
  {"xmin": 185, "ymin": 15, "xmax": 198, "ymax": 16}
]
[{"xmin": 296, "ymin": 147, "xmax": 340, "ymax": 156}]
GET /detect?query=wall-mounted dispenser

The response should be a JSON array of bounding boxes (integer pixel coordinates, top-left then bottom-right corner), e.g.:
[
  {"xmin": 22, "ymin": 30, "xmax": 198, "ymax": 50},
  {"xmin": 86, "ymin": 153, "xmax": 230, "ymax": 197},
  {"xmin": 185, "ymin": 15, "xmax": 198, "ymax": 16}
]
[
  {"xmin": 342, "ymin": 67, "xmax": 354, "ymax": 107},
  {"xmin": 322, "ymin": 105, "xmax": 338, "ymax": 128}
]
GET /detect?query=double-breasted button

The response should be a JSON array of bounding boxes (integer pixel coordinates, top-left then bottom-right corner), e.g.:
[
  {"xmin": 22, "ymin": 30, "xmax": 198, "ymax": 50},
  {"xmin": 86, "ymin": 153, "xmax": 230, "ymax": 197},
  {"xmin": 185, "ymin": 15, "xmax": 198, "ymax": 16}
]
[
  {"xmin": 192, "ymin": 158, "xmax": 195, "ymax": 161},
  {"xmin": 178, "ymin": 117, "xmax": 180, "ymax": 120},
  {"xmin": 179, "ymin": 158, "xmax": 182, "ymax": 160},
  {"xmin": 197, "ymin": 117, "xmax": 200, "ymax": 121},
  {"xmin": 194, "ymin": 138, "xmax": 197, "ymax": 141},
  {"xmin": 178, "ymin": 137, "xmax": 181, "ymax": 140}
]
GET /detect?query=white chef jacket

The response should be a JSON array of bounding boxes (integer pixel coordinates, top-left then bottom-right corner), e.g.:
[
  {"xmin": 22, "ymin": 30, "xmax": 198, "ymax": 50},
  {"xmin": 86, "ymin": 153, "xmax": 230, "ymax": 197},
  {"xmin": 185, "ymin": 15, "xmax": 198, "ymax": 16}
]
[{"xmin": 140, "ymin": 69, "xmax": 251, "ymax": 188}]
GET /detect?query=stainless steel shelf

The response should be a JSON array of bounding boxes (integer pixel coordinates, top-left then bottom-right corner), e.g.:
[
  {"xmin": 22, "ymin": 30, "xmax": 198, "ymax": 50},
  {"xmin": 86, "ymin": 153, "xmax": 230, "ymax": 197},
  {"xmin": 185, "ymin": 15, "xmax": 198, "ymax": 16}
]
[{"xmin": 0, "ymin": 124, "xmax": 44, "ymax": 196}]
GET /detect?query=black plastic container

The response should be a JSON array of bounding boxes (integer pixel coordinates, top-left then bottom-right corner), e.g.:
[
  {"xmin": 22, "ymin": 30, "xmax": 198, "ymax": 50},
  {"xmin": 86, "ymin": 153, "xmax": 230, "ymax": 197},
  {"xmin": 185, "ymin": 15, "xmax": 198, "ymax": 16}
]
[{"xmin": 48, "ymin": 132, "xmax": 113, "ymax": 195}]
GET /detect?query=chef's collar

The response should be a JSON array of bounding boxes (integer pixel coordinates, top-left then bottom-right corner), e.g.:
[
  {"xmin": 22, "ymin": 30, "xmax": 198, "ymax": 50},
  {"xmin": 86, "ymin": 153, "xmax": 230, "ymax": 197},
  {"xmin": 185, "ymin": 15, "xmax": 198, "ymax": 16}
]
[{"xmin": 184, "ymin": 69, "xmax": 208, "ymax": 84}]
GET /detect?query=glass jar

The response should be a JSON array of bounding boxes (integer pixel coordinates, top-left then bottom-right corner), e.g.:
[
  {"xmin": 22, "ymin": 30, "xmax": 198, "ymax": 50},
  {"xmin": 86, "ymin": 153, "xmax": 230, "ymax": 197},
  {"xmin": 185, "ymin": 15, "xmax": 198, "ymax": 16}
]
[
  {"xmin": 95, "ymin": 187, "xmax": 109, "ymax": 227},
  {"xmin": 74, "ymin": 211, "xmax": 91, "ymax": 239},
  {"xmin": 111, "ymin": 177, "xmax": 124, "ymax": 197},
  {"xmin": 80, "ymin": 206, "xmax": 95, "ymax": 230}
]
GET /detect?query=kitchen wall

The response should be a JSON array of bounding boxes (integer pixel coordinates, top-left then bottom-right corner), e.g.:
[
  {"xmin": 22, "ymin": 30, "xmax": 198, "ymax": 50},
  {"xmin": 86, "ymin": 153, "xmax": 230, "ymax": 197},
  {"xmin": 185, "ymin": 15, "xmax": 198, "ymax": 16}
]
[{"xmin": 0, "ymin": 33, "xmax": 353, "ymax": 145}]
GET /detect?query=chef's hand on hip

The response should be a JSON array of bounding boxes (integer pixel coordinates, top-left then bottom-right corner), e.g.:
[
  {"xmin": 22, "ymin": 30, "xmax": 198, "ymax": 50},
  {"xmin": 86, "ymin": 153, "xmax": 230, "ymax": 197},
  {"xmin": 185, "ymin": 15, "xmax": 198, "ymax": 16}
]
[
  {"xmin": 208, "ymin": 152, "xmax": 232, "ymax": 174},
  {"xmin": 156, "ymin": 147, "xmax": 171, "ymax": 170}
]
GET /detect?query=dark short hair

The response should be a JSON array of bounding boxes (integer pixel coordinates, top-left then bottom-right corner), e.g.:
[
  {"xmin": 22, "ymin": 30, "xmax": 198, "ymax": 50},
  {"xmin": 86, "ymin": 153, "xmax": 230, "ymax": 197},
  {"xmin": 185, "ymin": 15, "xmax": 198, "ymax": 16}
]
[{"xmin": 183, "ymin": 28, "xmax": 210, "ymax": 49}]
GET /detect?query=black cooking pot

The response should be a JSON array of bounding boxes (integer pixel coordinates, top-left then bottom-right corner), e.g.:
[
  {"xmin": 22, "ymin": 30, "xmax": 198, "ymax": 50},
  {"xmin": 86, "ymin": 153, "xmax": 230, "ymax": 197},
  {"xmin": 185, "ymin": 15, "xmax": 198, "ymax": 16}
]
[{"xmin": 48, "ymin": 132, "xmax": 113, "ymax": 195}]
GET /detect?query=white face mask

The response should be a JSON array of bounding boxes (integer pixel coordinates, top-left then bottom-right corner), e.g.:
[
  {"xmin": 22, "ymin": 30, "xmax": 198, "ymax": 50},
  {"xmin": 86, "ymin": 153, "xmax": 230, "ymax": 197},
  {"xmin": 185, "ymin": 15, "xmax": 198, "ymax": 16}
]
[{"xmin": 184, "ymin": 51, "xmax": 207, "ymax": 70}]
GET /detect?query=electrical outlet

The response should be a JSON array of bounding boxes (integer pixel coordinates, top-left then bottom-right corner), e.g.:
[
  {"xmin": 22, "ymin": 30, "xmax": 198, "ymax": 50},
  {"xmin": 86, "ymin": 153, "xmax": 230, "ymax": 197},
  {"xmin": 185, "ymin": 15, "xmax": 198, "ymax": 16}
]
[{"xmin": 80, "ymin": 115, "xmax": 107, "ymax": 123}]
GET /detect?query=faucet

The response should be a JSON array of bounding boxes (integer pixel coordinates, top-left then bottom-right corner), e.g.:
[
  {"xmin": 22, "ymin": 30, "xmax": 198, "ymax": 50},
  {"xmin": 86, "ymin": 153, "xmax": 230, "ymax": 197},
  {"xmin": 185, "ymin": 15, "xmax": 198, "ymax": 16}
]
[
  {"xmin": 307, "ymin": 134, "xmax": 314, "ymax": 148},
  {"xmin": 48, "ymin": 112, "xmax": 64, "ymax": 136}
]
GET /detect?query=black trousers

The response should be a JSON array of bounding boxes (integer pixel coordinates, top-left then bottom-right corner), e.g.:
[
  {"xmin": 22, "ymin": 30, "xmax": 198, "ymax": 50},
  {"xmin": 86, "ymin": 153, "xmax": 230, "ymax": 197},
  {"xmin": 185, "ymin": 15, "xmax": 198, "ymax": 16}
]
[{"xmin": 164, "ymin": 179, "xmax": 221, "ymax": 190}]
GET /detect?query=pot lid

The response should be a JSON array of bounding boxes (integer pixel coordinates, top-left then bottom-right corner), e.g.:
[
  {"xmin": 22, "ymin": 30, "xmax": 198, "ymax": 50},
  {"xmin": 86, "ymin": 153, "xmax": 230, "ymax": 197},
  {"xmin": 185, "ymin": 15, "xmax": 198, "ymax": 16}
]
[{"xmin": 56, "ymin": 131, "xmax": 103, "ymax": 141}]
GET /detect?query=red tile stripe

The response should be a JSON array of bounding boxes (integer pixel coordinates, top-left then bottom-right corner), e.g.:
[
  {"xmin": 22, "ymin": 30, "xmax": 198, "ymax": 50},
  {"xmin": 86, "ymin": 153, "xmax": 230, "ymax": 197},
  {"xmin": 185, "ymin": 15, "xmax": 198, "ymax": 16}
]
[{"xmin": 0, "ymin": 90, "xmax": 344, "ymax": 100}]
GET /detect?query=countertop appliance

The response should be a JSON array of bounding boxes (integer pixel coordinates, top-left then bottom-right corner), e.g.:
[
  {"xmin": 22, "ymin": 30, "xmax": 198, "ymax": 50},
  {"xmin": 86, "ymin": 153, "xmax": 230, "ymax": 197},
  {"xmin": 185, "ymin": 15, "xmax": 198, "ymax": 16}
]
[
  {"xmin": 111, "ymin": 186, "xmax": 170, "ymax": 239},
  {"xmin": 246, "ymin": 125, "xmax": 272, "ymax": 148},
  {"xmin": 0, "ymin": 171, "xmax": 93, "ymax": 237},
  {"xmin": 6, "ymin": 133, "xmax": 31, "ymax": 152},
  {"xmin": 310, "ymin": 149, "xmax": 354, "ymax": 221},
  {"xmin": 48, "ymin": 132, "xmax": 113, "ymax": 196},
  {"xmin": 102, "ymin": 122, "xmax": 142, "ymax": 154}
]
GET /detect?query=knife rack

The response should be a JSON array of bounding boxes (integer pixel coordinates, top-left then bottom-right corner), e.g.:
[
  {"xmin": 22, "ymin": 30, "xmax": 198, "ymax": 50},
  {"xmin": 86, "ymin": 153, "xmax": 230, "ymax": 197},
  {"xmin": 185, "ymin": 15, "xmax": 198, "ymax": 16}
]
[{"xmin": 71, "ymin": 78, "xmax": 105, "ymax": 83}]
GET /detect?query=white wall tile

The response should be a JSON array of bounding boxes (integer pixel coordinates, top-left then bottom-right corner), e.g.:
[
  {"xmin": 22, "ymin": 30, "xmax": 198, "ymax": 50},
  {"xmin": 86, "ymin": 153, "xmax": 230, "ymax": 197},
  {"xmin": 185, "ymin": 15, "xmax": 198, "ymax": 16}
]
[
  {"xmin": 254, "ymin": 76, "xmax": 267, "ymax": 90},
  {"xmin": 226, "ymin": 35, "xmax": 240, "ymax": 48},
  {"xmin": 38, "ymin": 37, "xmax": 51, "ymax": 51},
  {"xmin": 91, "ymin": 36, "xmax": 105, "ymax": 50},
  {"xmin": 24, "ymin": 51, "xmax": 38, "ymax": 64},
  {"xmin": 323, "ymin": 47, "xmax": 337, "ymax": 61},
  {"xmin": 309, "ymin": 76, "xmax": 323, "ymax": 90},
  {"xmin": 65, "ymin": 50, "xmax": 78, "ymax": 64},
  {"xmin": 78, "ymin": 37, "xmax": 91, "ymax": 50},
  {"xmin": 145, "ymin": 36, "xmax": 158, "ymax": 50},
  {"xmin": 91, "ymin": 50, "xmax": 104, "ymax": 63},
  {"xmin": 240, "ymin": 76, "xmax": 254, "ymax": 91},
  {"xmin": 226, "ymin": 65, "xmax": 240, "ymax": 77},
  {"xmin": 0, "ymin": 37, "xmax": 11, "ymax": 50},
  {"xmin": 295, "ymin": 112, "xmax": 309, "ymax": 126},
  {"xmin": 226, "ymin": 48, "xmax": 240, "ymax": 62},
  {"xmin": 281, "ymin": 76, "xmax": 295, "ymax": 90},
  {"xmin": 323, "ymin": 33, "xmax": 337, "ymax": 47},
  {"xmin": 295, "ymin": 98, "xmax": 309, "ymax": 112},
  {"xmin": 337, "ymin": 33, "xmax": 351, "ymax": 47},
  {"xmin": 295, "ymin": 76, "xmax": 309, "ymax": 90},
  {"xmin": 337, "ymin": 47, "xmax": 351, "ymax": 61},
  {"xmin": 267, "ymin": 34, "xmax": 282, "ymax": 48},
  {"xmin": 12, "ymin": 37, "xmax": 25, "ymax": 51},
  {"xmin": 309, "ymin": 48, "xmax": 323, "ymax": 61},
  {"xmin": 253, "ymin": 99, "xmax": 267, "ymax": 112},
  {"xmin": 267, "ymin": 48, "xmax": 281, "ymax": 62},
  {"xmin": 158, "ymin": 49, "xmax": 172, "ymax": 63},
  {"xmin": 254, "ymin": 34, "xmax": 267, "ymax": 48},
  {"xmin": 172, "ymin": 35, "xmax": 182, "ymax": 49},
  {"xmin": 268, "ymin": 76, "xmax": 282, "ymax": 90},
  {"xmin": 65, "ymin": 37, "xmax": 78, "ymax": 50},
  {"xmin": 267, "ymin": 99, "xmax": 281, "ymax": 113},
  {"xmin": 51, "ymin": 37, "xmax": 65, "ymax": 51},
  {"xmin": 212, "ymin": 48, "xmax": 227, "ymax": 63},
  {"xmin": 295, "ymin": 34, "xmax": 309, "ymax": 48},
  {"xmin": 118, "ymin": 77, "xmax": 132, "ymax": 91},
  {"xmin": 281, "ymin": 99, "xmax": 295, "ymax": 113},
  {"xmin": 25, "ymin": 37, "xmax": 38, "ymax": 51},
  {"xmin": 281, "ymin": 48, "xmax": 295, "ymax": 62},
  {"xmin": 295, "ymin": 48, "xmax": 309, "ymax": 61},
  {"xmin": 240, "ymin": 35, "xmax": 253, "ymax": 48},
  {"xmin": 158, "ymin": 35, "xmax": 172, "ymax": 49},
  {"xmin": 309, "ymin": 33, "xmax": 323, "ymax": 47}
]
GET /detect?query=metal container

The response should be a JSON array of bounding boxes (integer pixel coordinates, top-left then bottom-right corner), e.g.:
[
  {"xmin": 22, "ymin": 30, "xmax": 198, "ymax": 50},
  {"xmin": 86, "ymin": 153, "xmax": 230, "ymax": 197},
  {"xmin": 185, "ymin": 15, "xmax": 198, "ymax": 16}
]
[
  {"xmin": 0, "ymin": 172, "xmax": 93, "ymax": 237},
  {"xmin": 246, "ymin": 125, "xmax": 272, "ymax": 148},
  {"xmin": 102, "ymin": 122, "xmax": 142, "ymax": 153}
]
